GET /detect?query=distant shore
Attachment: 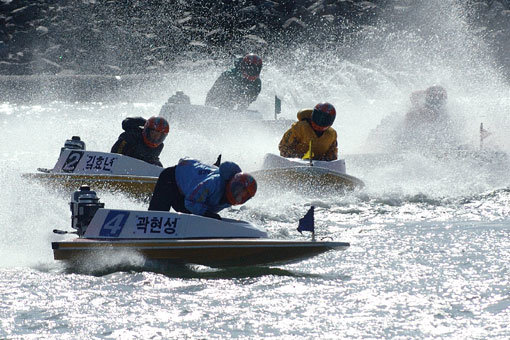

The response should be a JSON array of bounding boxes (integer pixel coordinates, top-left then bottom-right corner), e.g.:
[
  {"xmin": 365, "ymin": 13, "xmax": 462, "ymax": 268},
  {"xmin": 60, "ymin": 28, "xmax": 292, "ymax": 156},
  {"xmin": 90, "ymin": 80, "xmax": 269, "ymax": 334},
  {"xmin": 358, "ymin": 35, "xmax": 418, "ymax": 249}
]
[{"xmin": 0, "ymin": 74, "xmax": 169, "ymax": 102}]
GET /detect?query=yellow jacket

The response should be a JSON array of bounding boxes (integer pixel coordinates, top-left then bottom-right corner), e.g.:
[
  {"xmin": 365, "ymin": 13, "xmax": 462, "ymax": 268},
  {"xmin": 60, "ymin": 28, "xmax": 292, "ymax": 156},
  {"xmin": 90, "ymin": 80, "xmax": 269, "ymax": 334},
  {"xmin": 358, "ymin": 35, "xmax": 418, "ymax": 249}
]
[{"xmin": 279, "ymin": 109, "xmax": 338, "ymax": 161}]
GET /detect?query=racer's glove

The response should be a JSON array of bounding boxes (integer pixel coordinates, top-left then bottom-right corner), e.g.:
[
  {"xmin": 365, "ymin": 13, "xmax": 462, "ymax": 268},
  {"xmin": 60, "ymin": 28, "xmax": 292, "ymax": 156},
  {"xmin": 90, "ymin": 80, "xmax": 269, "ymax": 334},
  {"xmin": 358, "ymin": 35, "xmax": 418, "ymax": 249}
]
[{"xmin": 203, "ymin": 211, "xmax": 222, "ymax": 220}]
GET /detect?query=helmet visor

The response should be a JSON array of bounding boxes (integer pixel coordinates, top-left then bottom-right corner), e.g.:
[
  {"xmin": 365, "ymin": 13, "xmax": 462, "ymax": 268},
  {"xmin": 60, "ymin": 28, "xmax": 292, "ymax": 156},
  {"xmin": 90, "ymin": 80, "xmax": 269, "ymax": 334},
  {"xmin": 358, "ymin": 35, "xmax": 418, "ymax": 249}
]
[
  {"xmin": 146, "ymin": 129, "xmax": 167, "ymax": 145},
  {"xmin": 229, "ymin": 181, "xmax": 252, "ymax": 205},
  {"xmin": 312, "ymin": 109, "xmax": 335, "ymax": 128}
]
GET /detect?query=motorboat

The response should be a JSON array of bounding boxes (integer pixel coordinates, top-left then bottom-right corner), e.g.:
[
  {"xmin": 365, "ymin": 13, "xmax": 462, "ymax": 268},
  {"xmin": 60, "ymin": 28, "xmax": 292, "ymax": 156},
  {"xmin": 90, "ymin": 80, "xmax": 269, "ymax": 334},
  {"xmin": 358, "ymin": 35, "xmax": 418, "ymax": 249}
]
[
  {"xmin": 159, "ymin": 91, "xmax": 293, "ymax": 136},
  {"xmin": 251, "ymin": 153, "xmax": 365, "ymax": 193},
  {"xmin": 23, "ymin": 136, "xmax": 162, "ymax": 200},
  {"xmin": 345, "ymin": 145, "xmax": 510, "ymax": 174},
  {"xmin": 364, "ymin": 116, "xmax": 509, "ymax": 168},
  {"xmin": 51, "ymin": 186, "xmax": 350, "ymax": 268}
]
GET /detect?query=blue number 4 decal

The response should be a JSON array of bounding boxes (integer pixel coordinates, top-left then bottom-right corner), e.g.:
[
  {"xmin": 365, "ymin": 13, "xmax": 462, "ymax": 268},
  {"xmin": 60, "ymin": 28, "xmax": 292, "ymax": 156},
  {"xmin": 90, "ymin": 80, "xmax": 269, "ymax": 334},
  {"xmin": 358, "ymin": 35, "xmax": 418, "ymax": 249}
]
[{"xmin": 100, "ymin": 210, "xmax": 130, "ymax": 237}]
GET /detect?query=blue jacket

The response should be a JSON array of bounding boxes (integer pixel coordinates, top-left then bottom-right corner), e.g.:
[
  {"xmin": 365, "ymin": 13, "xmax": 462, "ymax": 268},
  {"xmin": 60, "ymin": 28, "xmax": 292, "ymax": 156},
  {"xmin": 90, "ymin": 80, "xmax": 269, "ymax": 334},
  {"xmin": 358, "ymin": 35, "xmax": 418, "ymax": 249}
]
[{"xmin": 175, "ymin": 158, "xmax": 241, "ymax": 215}]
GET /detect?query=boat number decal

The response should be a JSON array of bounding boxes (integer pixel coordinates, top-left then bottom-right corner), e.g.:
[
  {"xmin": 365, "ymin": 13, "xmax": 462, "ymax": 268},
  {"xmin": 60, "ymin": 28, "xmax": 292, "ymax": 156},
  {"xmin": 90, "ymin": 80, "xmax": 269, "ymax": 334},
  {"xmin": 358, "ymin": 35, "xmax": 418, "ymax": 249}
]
[
  {"xmin": 61, "ymin": 151, "xmax": 84, "ymax": 173},
  {"xmin": 99, "ymin": 210, "xmax": 130, "ymax": 237},
  {"xmin": 136, "ymin": 215, "xmax": 179, "ymax": 235},
  {"xmin": 85, "ymin": 155, "xmax": 117, "ymax": 172}
]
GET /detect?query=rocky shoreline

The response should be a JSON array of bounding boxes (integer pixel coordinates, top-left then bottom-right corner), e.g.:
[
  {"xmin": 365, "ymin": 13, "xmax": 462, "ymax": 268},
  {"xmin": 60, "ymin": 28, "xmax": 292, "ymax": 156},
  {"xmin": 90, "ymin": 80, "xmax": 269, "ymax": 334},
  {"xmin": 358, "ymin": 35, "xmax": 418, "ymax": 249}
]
[
  {"xmin": 1, "ymin": 0, "xmax": 509, "ymax": 101},
  {"xmin": 0, "ymin": 0, "xmax": 382, "ymax": 75},
  {"xmin": 0, "ymin": 73, "xmax": 170, "ymax": 102}
]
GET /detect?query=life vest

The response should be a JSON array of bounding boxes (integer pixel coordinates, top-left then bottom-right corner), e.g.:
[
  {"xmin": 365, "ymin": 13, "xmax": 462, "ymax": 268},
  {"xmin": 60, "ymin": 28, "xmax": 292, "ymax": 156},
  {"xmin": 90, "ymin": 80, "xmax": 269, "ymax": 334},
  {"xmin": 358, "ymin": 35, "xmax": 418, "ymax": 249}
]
[
  {"xmin": 175, "ymin": 158, "xmax": 241, "ymax": 215},
  {"xmin": 279, "ymin": 109, "xmax": 338, "ymax": 160}
]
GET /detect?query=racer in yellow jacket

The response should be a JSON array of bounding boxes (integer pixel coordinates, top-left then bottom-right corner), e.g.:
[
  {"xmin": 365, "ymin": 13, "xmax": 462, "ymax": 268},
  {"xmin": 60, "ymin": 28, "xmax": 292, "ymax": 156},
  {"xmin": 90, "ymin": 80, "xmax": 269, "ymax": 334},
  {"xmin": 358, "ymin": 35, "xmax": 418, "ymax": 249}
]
[{"xmin": 279, "ymin": 102, "xmax": 338, "ymax": 161}]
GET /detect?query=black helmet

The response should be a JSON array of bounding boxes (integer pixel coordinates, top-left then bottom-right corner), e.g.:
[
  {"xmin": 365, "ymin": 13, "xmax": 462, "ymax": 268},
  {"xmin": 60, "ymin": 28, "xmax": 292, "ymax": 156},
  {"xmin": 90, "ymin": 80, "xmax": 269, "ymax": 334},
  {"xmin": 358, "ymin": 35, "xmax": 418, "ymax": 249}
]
[{"xmin": 311, "ymin": 102, "xmax": 336, "ymax": 131}]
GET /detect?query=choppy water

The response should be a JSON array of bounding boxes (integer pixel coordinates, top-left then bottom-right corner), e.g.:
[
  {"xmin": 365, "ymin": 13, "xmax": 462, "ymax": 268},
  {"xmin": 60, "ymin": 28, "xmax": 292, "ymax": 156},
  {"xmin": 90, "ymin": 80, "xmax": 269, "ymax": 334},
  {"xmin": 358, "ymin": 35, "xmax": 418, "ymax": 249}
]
[
  {"xmin": 2, "ymin": 1, "xmax": 510, "ymax": 337},
  {"xmin": 1, "ymin": 87, "xmax": 509, "ymax": 339}
]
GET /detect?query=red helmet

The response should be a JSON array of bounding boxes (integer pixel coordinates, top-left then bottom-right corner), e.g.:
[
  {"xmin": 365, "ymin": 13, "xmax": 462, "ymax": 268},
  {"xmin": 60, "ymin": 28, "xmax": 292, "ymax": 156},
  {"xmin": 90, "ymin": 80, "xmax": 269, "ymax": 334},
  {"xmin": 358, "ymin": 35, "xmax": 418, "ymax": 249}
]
[
  {"xmin": 311, "ymin": 102, "xmax": 336, "ymax": 132},
  {"xmin": 225, "ymin": 172, "xmax": 257, "ymax": 205},
  {"xmin": 142, "ymin": 116, "xmax": 169, "ymax": 148},
  {"xmin": 240, "ymin": 54, "xmax": 262, "ymax": 81}
]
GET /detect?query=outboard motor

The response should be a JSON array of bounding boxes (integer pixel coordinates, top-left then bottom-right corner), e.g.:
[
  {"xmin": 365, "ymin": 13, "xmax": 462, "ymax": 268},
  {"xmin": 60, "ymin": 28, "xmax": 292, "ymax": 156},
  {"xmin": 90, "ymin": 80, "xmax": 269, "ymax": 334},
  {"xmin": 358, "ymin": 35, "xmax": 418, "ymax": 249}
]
[
  {"xmin": 61, "ymin": 136, "xmax": 86, "ymax": 152},
  {"xmin": 70, "ymin": 185, "xmax": 104, "ymax": 236},
  {"xmin": 166, "ymin": 91, "xmax": 191, "ymax": 105},
  {"xmin": 159, "ymin": 91, "xmax": 191, "ymax": 118}
]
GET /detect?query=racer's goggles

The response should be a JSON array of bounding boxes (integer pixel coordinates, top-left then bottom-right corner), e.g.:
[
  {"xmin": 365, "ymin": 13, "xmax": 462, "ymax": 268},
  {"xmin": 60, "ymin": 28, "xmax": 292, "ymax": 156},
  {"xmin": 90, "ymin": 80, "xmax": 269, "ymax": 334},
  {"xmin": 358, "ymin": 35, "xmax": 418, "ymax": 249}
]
[
  {"xmin": 145, "ymin": 128, "xmax": 167, "ymax": 146},
  {"xmin": 226, "ymin": 173, "xmax": 257, "ymax": 205}
]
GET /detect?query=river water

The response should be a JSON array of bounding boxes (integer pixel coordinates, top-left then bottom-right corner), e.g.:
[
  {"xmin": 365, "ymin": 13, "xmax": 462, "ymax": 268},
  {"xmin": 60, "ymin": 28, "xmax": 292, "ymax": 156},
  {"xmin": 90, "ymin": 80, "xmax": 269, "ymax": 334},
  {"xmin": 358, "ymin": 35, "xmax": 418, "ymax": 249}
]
[
  {"xmin": 1, "ymin": 67, "xmax": 509, "ymax": 339},
  {"xmin": 1, "ymin": 1, "xmax": 510, "ymax": 338}
]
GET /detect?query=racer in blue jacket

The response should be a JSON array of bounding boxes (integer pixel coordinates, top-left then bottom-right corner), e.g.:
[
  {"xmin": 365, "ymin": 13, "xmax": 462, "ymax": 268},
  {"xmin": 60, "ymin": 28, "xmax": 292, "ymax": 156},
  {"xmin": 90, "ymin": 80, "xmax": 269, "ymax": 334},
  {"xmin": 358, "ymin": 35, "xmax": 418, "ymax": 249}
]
[{"xmin": 148, "ymin": 158, "xmax": 257, "ymax": 219}]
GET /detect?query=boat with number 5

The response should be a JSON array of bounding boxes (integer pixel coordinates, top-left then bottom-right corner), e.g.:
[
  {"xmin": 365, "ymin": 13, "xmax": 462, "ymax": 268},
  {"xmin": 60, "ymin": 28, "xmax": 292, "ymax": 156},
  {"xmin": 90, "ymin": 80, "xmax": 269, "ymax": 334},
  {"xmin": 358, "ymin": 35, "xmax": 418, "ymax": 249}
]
[{"xmin": 51, "ymin": 186, "xmax": 350, "ymax": 268}]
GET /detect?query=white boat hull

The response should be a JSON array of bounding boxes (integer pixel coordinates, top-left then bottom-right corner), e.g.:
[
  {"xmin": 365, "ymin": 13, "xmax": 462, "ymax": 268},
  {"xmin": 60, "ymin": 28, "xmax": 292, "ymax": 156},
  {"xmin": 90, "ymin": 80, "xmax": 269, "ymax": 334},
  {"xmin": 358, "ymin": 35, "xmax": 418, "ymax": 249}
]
[
  {"xmin": 53, "ymin": 207, "xmax": 349, "ymax": 268},
  {"xmin": 24, "ymin": 149, "xmax": 163, "ymax": 199},
  {"xmin": 252, "ymin": 153, "xmax": 364, "ymax": 193}
]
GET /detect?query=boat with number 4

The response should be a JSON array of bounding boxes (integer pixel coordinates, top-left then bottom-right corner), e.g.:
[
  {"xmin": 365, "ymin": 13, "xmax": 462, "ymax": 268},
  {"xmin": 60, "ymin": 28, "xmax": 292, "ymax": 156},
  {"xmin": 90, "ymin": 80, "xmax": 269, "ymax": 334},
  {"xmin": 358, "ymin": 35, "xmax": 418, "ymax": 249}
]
[
  {"xmin": 23, "ymin": 136, "xmax": 162, "ymax": 199},
  {"xmin": 251, "ymin": 153, "xmax": 365, "ymax": 193},
  {"xmin": 51, "ymin": 186, "xmax": 349, "ymax": 268}
]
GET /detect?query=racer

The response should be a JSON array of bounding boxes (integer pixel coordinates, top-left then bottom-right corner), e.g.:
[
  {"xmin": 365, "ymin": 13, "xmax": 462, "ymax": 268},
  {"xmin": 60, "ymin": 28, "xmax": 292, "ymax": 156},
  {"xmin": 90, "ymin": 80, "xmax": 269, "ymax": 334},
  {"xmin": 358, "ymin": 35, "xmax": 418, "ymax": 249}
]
[
  {"xmin": 404, "ymin": 85, "xmax": 448, "ymax": 128},
  {"xmin": 399, "ymin": 85, "xmax": 457, "ymax": 148},
  {"xmin": 279, "ymin": 102, "xmax": 338, "ymax": 161},
  {"xmin": 148, "ymin": 158, "xmax": 257, "ymax": 220},
  {"xmin": 111, "ymin": 116, "xmax": 169, "ymax": 167},
  {"xmin": 205, "ymin": 53, "xmax": 262, "ymax": 110}
]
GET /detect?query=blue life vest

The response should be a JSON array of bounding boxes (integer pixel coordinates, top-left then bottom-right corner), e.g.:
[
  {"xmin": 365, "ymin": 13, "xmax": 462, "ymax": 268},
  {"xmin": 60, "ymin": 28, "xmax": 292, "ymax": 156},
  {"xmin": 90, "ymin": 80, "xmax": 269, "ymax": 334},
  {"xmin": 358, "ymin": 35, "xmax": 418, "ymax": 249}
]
[{"xmin": 175, "ymin": 158, "xmax": 241, "ymax": 215}]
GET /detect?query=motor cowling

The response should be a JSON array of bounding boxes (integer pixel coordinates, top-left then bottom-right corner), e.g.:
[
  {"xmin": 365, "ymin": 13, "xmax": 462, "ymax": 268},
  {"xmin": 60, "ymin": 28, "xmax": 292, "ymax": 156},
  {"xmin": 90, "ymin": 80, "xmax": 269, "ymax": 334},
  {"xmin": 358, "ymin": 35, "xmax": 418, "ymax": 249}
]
[
  {"xmin": 166, "ymin": 91, "xmax": 191, "ymax": 105},
  {"xmin": 70, "ymin": 185, "xmax": 104, "ymax": 236},
  {"xmin": 62, "ymin": 136, "xmax": 86, "ymax": 152}
]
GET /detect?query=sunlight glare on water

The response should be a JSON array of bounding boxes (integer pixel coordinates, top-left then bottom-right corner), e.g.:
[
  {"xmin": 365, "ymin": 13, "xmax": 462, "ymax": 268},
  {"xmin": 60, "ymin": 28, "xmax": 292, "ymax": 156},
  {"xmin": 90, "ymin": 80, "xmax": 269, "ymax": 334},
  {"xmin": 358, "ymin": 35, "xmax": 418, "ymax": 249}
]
[{"xmin": 1, "ymin": 0, "xmax": 510, "ymax": 338}]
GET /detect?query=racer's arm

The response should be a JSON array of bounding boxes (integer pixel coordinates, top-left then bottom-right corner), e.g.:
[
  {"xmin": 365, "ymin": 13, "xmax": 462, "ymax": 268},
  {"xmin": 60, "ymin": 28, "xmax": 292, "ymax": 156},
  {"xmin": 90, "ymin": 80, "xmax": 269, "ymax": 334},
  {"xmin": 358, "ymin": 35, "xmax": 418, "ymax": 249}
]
[
  {"xmin": 122, "ymin": 117, "xmax": 146, "ymax": 131},
  {"xmin": 146, "ymin": 144, "xmax": 164, "ymax": 167},
  {"xmin": 111, "ymin": 132, "xmax": 136, "ymax": 155},
  {"xmin": 205, "ymin": 73, "xmax": 229, "ymax": 107},
  {"xmin": 279, "ymin": 127, "xmax": 303, "ymax": 158},
  {"xmin": 238, "ymin": 79, "xmax": 261, "ymax": 110},
  {"xmin": 203, "ymin": 211, "xmax": 222, "ymax": 220},
  {"xmin": 321, "ymin": 140, "xmax": 338, "ymax": 161},
  {"xmin": 152, "ymin": 159, "xmax": 163, "ymax": 167},
  {"xmin": 145, "ymin": 154, "xmax": 163, "ymax": 167}
]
